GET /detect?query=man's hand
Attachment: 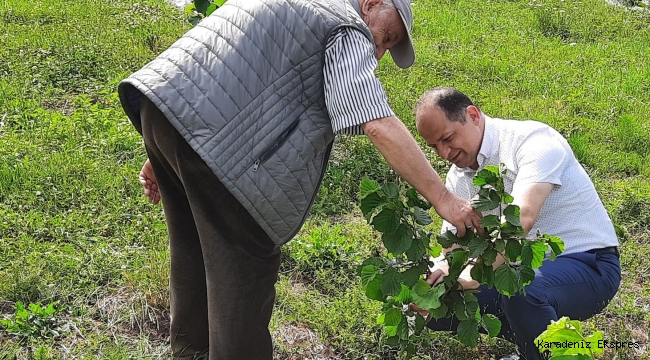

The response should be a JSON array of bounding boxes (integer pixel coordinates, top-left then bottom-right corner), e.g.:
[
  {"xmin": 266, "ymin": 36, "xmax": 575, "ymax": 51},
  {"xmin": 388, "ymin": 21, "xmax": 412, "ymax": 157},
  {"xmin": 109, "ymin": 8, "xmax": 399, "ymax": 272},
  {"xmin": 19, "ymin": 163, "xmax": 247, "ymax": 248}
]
[
  {"xmin": 434, "ymin": 190, "xmax": 483, "ymax": 237},
  {"xmin": 426, "ymin": 258, "xmax": 449, "ymax": 287},
  {"xmin": 457, "ymin": 264, "xmax": 479, "ymax": 290},
  {"xmin": 139, "ymin": 159, "xmax": 161, "ymax": 205}
]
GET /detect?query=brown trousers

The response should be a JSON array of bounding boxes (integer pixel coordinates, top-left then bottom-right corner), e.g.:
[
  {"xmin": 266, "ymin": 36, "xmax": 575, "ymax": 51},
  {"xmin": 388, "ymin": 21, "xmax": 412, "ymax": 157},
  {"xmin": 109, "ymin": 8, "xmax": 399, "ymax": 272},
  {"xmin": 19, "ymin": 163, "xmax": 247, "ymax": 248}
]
[{"xmin": 140, "ymin": 97, "xmax": 282, "ymax": 360}]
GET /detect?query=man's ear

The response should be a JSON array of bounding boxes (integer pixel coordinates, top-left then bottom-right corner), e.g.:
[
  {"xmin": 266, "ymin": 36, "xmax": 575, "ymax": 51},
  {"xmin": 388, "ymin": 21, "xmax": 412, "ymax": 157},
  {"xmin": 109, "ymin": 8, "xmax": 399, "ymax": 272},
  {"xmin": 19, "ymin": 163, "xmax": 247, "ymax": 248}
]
[
  {"xmin": 361, "ymin": 0, "xmax": 383, "ymax": 15},
  {"xmin": 467, "ymin": 105, "xmax": 481, "ymax": 124}
]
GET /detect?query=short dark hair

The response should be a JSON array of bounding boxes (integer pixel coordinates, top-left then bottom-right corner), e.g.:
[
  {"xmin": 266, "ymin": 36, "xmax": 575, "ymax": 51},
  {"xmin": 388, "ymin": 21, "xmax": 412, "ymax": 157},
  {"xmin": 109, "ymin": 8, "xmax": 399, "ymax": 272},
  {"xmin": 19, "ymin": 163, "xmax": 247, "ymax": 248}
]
[{"xmin": 415, "ymin": 87, "xmax": 476, "ymax": 124}]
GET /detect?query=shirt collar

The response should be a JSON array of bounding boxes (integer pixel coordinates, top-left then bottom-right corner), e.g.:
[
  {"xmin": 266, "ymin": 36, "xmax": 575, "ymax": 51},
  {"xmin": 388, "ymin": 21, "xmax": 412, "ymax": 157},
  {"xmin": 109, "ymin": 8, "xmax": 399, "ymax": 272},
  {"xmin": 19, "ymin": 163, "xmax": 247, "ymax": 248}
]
[{"xmin": 454, "ymin": 115, "xmax": 499, "ymax": 174}]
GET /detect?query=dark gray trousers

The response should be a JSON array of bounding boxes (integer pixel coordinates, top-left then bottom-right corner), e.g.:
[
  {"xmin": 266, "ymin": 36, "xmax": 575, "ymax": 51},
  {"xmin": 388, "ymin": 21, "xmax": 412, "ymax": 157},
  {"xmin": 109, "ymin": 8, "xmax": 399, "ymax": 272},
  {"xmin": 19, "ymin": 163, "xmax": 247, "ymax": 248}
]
[{"xmin": 140, "ymin": 97, "xmax": 282, "ymax": 360}]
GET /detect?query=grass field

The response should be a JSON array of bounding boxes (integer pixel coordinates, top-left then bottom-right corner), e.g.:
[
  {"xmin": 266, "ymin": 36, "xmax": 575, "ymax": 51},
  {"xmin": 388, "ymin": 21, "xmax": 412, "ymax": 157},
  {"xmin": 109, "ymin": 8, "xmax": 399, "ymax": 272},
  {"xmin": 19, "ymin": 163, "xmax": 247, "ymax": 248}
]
[{"xmin": 0, "ymin": 0, "xmax": 649, "ymax": 359}]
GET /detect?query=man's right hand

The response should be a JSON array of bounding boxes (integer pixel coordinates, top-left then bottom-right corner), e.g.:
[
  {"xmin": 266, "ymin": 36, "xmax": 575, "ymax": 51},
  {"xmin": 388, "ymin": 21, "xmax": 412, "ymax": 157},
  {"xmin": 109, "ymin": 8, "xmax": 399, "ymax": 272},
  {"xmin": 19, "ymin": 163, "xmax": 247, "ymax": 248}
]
[
  {"xmin": 139, "ymin": 159, "xmax": 161, "ymax": 205},
  {"xmin": 433, "ymin": 190, "xmax": 482, "ymax": 237}
]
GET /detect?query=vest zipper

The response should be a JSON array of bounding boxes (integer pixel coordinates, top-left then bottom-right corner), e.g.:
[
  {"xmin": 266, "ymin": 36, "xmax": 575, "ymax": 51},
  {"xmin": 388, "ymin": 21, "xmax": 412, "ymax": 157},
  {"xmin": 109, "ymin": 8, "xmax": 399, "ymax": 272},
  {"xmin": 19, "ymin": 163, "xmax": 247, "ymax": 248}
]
[{"xmin": 253, "ymin": 119, "xmax": 300, "ymax": 172}]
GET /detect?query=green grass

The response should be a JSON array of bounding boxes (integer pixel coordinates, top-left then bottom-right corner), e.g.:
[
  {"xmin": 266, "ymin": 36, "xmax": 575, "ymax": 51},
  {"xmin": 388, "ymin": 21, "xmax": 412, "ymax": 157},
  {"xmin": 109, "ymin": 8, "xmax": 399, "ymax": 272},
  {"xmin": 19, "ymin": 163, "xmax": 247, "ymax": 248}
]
[{"xmin": 1, "ymin": 0, "xmax": 649, "ymax": 358}]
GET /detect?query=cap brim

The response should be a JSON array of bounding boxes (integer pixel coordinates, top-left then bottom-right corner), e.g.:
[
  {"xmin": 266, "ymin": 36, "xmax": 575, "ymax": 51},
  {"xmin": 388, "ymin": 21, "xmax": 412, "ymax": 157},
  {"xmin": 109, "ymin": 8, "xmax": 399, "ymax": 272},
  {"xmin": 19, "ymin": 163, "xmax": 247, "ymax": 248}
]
[{"xmin": 390, "ymin": 10, "xmax": 415, "ymax": 69}]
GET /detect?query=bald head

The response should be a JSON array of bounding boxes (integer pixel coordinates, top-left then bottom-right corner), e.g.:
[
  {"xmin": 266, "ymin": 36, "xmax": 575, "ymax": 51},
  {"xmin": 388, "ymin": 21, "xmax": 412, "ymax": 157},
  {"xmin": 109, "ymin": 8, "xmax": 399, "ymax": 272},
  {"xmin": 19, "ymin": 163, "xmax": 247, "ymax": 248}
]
[{"xmin": 415, "ymin": 87, "xmax": 476, "ymax": 128}]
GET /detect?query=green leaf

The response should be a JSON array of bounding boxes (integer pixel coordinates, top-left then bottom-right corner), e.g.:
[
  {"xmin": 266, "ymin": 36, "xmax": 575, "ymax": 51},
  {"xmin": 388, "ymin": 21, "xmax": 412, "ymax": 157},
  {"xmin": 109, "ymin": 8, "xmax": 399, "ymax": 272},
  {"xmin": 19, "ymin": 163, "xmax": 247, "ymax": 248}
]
[
  {"xmin": 505, "ymin": 240, "xmax": 523, "ymax": 262},
  {"xmin": 395, "ymin": 285, "xmax": 412, "ymax": 303},
  {"xmin": 396, "ymin": 317, "xmax": 409, "ymax": 340},
  {"xmin": 447, "ymin": 250, "xmax": 470, "ymax": 280},
  {"xmin": 482, "ymin": 248, "xmax": 498, "ymax": 266},
  {"xmin": 453, "ymin": 301, "xmax": 469, "ymax": 321},
  {"xmin": 494, "ymin": 238, "xmax": 506, "ymax": 252},
  {"xmin": 412, "ymin": 207, "xmax": 433, "ymax": 226},
  {"xmin": 405, "ymin": 235, "xmax": 427, "ymax": 261},
  {"xmin": 385, "ymin": 335, "xmax": 400, "ymax": 346},
  {"xmin": 429, "ymin": 243, "xmax": 443, "ymax": 257},
  {"xmin": 360, "ymin": 191, "xmax": 386, "ymax": 219},
  {"xmin": 501, "ymin": 193, "xmax": 514, "ymax": 204},
  {"xmin": 385, "ymin": 325, "xmax": 397, "ymax": 337},
  {"xmin": 535, "ymin": 317, "xmax": 598, "ymax": 356},
  {"xmin": 382, "ymin": 183, "xmax": 399, "ymax": 199},
  {"xmin": 414, "ymin": 312, "xmax": 427, "ymax": 333},
  {"xmin": 381, "ymin": 267, "xmax": 402, "ymax": 296},
  {"xmin": 470, "ymin": 263, "xmax": 483, "ymax": 283},
  {"xmin": 471, "ymin": 188, "xmax": 501, "ymax": 211},
  {"xmin": 473, "ymin": 167, "xmax": 499, "ymax": 187},
  {"xmin": 437, "ymin": 230, "xmax": 458, "ymax": 248},
  {"xmin": 479, "ymin": 214, "xmax": 500, "ymax": 229},
  {"xmin": 194, "ymin": 0, "xmax": 211, "ymax": 14},
  {"xmin": 365, "ymin": 277, "xmax": 386, "ymax": 301},
  {"xmin": 372, "ymin": 208, "xmax": 400, "ymax": 234},
  {"xmin": 428, "ymin": 301, "xmax": 449, "ymax": 319},
  {"xmin": 206, "ymin": 3, "xmax": 218, "ymax": 15},
  {"xmin": 357, "ymin": 257, "xmax": 385, "ymax": 275},
  {"xmin": 405, "ymin": 343, "xmax": 417, "ymax": 355},
  {"xmin": 584, "ymin": 331, "xmax": 605, "ymax": 355},
  {"xmin": 503, "ymin": 205, "xmax": 521, "ymax": 226},
  {"xmin": 494, "ymin": 264, "xmax": 519, "ymax": 296},
  {"xmin": 214, "ymin": 0, "xmax": 227, "ymax": 6},
  {"xmin": 384, "ymin": 308, "xmax": 402, "ymax": 326},
  {"xmin": 482, "ymin": 314, "xmax": 501, "ymax": 337},
  {"xmin": 453, "ymin": 300, "xmax": 478, "ymax": 322},
  {"xmin": 483, "ymin": 264, "xmax": 495, "ymax": 287},
  {"xmin": 376, "ymin": 313, "xmax": 385, "ymax": 325},
  {"xmin": 547, "ymin": 355, "xmax": 591, "ymax": 360},
  {"xmin": 545, "ymin": 234, "xmax": 565, "ymax": 259},
  {"xmin": 411, "ymin": 281, "xmax": 445, "ymax": 310},
  {"xmin": 184, "ymin": 3, "xmax": 197, "ymax": 15},
  {"xmin": 406, "ymin": 188, "xmax": 432, "ymax": 210},
  {"xmin": 522, "ymin": 241, "xmax": 547, "ymax": 269},
  {"xmin": 402, "ymin": 262, "xmax": 426, "ymax": 287},
  {"xmin": 468, "ymin": 237, "xmax": 489, "ymax": 258},
  {"xmin": 360, "ymin": 178, "xmax": 381, "ymax": 199},
  {"xmin": 405, "ymin": 188, "xmax": 417, "ymax": 200},
  {"xmin": 188, "ymin": 14, "xmax": 203, "ymax": 25},
  {"xmin": 519, "ymin": 265, "xmax": 535, "ymax": 286},
  {"xmin": 382, "ymin": 224, "xmax": 413, "ymax": 255},
  {"xmin": 463, "ymin": 291, "xmax": 479, "ymax": 303},
  {"xmin": 501, "ymin": 222, "xmax": 525, "ymax": 237},
  {"xmin": 360, "ymin": 265, "xmax": 378, "ymax": 286},
  {"xmin": 457, "ymin": 320, "xmax": 480, "ymax": 347},
  {"xmin": 456, "ymin": 228, "xmax": 476, "ymax": 246}
]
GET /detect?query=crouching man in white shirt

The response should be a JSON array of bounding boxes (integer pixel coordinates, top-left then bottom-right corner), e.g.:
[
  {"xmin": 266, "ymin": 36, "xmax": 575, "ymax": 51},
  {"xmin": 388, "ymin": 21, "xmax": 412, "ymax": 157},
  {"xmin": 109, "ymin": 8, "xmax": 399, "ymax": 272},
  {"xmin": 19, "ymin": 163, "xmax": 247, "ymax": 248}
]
[{"xmin": 413, "ymin": 87, "xmax": 621, "ymax": 360}]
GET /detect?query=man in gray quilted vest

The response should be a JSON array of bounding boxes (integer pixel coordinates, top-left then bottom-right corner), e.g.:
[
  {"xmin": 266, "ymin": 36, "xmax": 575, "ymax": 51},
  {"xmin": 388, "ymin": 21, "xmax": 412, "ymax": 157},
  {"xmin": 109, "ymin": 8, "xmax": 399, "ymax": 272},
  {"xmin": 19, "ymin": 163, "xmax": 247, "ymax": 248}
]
[{"xmin": 118, "ymin": 0, "xmax": 482, "ymax": 358}]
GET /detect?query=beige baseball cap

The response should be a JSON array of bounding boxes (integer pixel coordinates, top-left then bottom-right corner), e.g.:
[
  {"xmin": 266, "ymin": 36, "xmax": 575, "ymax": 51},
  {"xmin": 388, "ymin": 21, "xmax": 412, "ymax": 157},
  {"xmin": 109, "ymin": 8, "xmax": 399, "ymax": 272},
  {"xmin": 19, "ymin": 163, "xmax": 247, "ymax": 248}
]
[{"xmin": 390, "ymin": 0, "xmax": 415, "ymax": 68}]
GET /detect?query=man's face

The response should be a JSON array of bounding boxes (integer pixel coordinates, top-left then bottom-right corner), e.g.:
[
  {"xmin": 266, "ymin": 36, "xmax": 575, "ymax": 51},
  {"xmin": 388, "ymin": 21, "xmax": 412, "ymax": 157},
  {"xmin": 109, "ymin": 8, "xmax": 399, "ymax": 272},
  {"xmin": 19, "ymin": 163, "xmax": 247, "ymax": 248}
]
[
  {"xmin": 361, "ymin": 0, "xmax": 407, "ymax": 59},
  {"xmin": 416, "ymin": 105, "xmax": 484, "ymax": 169}
]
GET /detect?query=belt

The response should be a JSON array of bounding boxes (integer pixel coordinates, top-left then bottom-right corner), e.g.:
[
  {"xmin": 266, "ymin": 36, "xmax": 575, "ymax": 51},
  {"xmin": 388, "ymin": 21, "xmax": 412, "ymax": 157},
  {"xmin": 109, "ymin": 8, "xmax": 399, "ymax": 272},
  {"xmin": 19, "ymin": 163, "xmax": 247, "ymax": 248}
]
[{"xmin": 586, "ymin": 246, "xmax": 619, "ymax": 257}]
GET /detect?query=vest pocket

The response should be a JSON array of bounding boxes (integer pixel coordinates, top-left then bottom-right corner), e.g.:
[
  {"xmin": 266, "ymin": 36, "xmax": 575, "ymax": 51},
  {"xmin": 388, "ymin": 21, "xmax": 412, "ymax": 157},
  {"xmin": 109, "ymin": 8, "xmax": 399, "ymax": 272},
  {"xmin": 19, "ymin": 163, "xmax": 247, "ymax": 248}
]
[{"xmin": 253, "ymin": 119, "xmax": 300, "ymax": 172}]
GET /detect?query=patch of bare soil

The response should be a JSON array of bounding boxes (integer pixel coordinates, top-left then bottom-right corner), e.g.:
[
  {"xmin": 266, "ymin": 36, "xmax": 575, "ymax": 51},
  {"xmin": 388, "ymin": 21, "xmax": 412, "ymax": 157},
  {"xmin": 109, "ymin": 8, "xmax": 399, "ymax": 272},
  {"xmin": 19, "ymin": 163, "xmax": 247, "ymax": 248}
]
[{"xmin": 273, "ymin": 322, "xmax": 343, "ymax": 360}]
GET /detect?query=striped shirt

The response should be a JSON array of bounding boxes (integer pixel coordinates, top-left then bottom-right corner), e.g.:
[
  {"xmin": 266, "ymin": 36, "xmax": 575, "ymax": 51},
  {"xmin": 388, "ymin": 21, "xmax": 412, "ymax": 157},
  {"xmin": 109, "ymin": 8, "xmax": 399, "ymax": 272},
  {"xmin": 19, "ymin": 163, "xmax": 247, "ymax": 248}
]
[{"xmin": 324, "ymin": 28, "xmax": 395, "ymax": 135}]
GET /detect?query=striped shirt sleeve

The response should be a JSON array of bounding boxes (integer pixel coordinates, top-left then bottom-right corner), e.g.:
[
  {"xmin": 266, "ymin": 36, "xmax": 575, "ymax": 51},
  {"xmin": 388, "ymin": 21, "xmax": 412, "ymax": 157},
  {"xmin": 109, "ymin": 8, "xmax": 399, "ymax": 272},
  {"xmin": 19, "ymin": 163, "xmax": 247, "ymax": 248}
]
[{"xmin": 323, "ymin": 27, "xmax": 395, "ymax": 135}]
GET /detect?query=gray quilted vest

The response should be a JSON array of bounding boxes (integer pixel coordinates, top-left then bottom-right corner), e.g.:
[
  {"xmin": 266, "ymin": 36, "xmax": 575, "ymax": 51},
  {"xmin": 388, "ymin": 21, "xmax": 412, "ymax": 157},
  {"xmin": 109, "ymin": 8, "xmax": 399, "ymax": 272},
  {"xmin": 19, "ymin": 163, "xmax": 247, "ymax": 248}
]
[{"xmin": 118, "ymin": 0, "xmax": 373, "ymax": 245}]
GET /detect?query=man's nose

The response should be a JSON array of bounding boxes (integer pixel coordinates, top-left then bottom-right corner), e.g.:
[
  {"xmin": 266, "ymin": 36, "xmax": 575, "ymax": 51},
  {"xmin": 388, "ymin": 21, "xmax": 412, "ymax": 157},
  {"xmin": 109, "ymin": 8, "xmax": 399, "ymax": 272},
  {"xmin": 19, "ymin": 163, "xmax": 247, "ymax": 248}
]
[
  {"xmin": 438, "ymin": 145, "xmax": 451, "ymax": 160},
  {"xmin": 375, "ymin": 46, "xmax": 386, "ymax": 59}
]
